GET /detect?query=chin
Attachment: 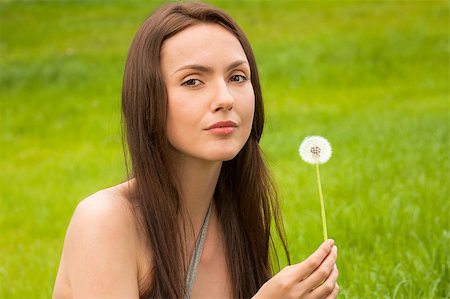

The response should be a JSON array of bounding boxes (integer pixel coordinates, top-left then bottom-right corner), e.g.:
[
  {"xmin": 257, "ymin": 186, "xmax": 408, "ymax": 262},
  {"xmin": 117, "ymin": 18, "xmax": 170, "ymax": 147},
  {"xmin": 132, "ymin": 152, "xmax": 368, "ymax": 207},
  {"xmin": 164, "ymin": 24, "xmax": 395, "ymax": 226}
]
[
  {"xmin": 221, "ymin": 153, "xmax": 239, "ymax": 162},
  {"xmin": 209, "ymin": 152, "xmax": 239, "ymax": 162},
  {"xmin": 205, "ymin": 147, "xmax": 241, "ymax": 162}
]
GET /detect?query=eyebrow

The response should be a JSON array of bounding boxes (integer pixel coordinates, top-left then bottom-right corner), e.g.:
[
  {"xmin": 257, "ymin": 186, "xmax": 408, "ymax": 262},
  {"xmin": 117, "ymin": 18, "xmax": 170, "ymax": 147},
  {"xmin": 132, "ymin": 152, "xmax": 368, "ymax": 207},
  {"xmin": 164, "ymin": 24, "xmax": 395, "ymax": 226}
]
[{"xmin": 173, "ymin": 60, "xmax": 249, "ymax": 75}]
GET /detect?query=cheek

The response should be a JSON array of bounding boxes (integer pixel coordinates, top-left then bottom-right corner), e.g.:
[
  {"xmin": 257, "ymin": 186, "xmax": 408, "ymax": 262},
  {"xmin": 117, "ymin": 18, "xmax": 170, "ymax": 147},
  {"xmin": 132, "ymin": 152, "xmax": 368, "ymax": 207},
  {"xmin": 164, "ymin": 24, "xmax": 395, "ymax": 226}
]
[
  {"xmin": 166, "ymin": 92, "xmax": 204, "ymax": 146},
  {"xmin": 166, "ymin": 94, "xmax": 188, "ymax": 145},
  {"xmin": 165, "ymin": 114, "xmax": 177, "ymax": 148},
  {"xmin": 242, "ymin": 91, "xmax": 256, "ymax": 129}
]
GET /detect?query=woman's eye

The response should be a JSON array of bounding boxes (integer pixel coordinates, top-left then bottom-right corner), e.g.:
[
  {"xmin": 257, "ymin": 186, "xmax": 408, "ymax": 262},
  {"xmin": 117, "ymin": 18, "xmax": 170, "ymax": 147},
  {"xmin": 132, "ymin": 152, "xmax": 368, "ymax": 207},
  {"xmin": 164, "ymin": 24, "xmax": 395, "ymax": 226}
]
[
  {"xmin": 230, "ymin": 75, "xmax": 248, "ymax": 83},
  {"xmin": 181, "ymin": 78, "xmax": 201, "ymax": 87}
]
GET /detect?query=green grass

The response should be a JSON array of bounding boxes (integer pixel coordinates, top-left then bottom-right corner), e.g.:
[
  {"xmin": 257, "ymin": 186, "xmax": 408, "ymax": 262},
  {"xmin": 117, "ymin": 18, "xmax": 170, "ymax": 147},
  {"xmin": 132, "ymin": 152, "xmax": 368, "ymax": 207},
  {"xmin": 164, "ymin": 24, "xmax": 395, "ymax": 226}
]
[{"xmin": 1, "ymin": 0, "xmax": 448, "ymax": 298}]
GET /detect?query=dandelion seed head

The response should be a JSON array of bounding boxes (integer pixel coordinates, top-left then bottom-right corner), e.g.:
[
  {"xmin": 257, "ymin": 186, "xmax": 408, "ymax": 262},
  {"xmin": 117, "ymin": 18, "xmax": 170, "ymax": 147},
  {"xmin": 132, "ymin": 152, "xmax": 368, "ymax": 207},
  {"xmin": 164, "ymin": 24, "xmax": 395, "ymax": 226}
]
[{"xmin": 299, "ymin": 136, "xmax": 332, "ymax": 164}]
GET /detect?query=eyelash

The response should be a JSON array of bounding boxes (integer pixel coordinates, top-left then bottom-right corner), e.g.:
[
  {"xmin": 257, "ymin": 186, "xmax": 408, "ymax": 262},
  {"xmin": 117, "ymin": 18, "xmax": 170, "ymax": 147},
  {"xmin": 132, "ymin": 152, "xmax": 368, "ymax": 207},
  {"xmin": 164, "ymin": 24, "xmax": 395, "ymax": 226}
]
[
  {"xmin": 181, "ymin": 75, "xmax": 248, "ymax": 87},
  {"xmin": 231, "ymin": 75, "xmax": 248, "ymax": 83}
]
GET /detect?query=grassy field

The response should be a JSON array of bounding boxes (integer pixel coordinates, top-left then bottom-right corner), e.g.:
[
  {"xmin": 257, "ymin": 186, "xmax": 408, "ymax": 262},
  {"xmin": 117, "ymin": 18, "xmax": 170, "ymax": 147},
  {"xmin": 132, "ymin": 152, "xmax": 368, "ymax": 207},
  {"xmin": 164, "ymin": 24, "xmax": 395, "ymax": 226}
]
[{"xmin": 1, "ymin": 0, "xmax": 448, "ymax": 298}]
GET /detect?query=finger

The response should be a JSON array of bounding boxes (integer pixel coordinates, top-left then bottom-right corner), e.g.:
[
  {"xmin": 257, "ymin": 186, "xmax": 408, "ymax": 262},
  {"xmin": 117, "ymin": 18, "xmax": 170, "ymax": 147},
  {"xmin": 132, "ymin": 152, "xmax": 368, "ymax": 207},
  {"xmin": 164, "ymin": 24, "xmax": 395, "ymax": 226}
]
[
  {"xmin": 308, "ymin": 264, "xmax": 339, "ymax": 298},
  {"xmin": 324, "ymin": 283, "xmax": 339, "ymax": 299},
  {"xmin": 302, "ymin": 246, "xmax": 337, "ymax": 291},
  {"xmin": 293, "ymin": 239, "xmax": 334, "ymax": 279}
]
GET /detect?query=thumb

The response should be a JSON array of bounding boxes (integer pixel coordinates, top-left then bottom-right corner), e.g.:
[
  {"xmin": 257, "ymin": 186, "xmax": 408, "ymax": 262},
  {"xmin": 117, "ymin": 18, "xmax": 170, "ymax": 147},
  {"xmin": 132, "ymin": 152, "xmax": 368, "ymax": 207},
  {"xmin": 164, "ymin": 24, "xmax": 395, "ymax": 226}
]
[{"xmin": 293, "ymin": 239, "xmax": 334, "ymax": 280}]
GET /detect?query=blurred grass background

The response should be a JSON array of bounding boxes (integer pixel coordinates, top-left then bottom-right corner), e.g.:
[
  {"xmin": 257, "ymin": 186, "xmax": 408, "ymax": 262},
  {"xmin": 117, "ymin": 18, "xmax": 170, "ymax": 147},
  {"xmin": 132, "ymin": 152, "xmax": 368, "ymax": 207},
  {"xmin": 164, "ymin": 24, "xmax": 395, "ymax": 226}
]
[{"xmin": 1, "ymin": 0, "xmax": 448, "ymax": 298}]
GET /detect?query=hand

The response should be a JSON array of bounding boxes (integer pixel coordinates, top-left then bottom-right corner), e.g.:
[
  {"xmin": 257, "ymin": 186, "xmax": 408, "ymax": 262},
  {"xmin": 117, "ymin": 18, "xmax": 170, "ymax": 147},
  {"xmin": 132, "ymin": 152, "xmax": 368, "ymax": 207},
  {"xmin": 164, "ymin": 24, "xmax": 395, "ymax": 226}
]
[{"xmin": 253, "ymin": 239, "xmax": 339, "ymax": 299}]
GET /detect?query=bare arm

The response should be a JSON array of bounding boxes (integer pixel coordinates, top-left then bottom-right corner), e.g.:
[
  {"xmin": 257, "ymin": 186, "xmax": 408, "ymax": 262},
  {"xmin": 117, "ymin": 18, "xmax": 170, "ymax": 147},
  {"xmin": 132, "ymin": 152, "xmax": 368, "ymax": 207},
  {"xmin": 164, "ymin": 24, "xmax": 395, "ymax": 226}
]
[{"xmin": 56, "ymin": 191, "xmax": 140, "ymax": 299}]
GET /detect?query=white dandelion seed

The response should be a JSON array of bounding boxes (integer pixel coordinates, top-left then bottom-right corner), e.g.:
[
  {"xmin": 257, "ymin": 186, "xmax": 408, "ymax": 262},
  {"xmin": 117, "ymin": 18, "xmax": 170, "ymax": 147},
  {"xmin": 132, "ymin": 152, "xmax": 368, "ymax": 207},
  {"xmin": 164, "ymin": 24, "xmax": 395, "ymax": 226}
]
[
  {"xmin": 299, "ymin": 136, "xmax": 332, "ymax": 165},
  {"xmin": 298, "ymin": 135, "xmax": 332, "ymax": 241}
]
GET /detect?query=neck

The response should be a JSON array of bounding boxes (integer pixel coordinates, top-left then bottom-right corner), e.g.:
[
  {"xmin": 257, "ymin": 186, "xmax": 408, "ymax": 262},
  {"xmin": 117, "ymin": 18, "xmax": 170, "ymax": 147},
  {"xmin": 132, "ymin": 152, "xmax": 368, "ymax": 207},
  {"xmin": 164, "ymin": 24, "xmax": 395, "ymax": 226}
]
[{"xmin": 172, "ymin": 151, "xmax": 222, "ymax": 237}]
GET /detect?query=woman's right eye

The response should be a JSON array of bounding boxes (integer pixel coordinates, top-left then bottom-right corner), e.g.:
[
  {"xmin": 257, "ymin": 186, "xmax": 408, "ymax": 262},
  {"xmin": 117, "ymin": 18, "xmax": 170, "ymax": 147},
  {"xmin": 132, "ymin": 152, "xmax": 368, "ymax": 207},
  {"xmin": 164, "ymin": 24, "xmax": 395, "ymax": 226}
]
[{"xmin": 181, "ymin": 78, "xmax": 202, "ymax": 87}]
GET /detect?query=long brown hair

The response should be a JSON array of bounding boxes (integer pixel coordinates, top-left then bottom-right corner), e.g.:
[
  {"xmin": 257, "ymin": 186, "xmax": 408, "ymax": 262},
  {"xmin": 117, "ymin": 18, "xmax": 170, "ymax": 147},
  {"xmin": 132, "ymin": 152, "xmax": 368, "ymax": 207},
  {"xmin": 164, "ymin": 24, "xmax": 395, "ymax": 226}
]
[{"xmin": 121, "ymin": 2, "xmax": 290, "ymax": 298}]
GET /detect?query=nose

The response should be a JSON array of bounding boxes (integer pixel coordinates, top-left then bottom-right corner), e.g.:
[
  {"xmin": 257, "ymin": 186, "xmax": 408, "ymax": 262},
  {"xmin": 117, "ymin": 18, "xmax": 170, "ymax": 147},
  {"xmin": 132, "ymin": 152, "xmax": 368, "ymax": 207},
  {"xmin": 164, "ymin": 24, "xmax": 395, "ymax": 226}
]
[{"xmin": 211, "ymin": 80, "xmax": 234, "ymax": 112}]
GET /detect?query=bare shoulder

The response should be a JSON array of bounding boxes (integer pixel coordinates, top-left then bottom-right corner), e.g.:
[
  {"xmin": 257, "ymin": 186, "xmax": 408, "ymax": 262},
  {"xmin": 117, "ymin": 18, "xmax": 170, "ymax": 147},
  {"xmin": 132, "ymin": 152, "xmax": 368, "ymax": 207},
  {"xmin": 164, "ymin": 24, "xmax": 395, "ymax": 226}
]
[
  {"xmin": 69, "ymin": 182, "xmax": 138, "ymax": 252},
  {"xmin": 71, "ymin": 182, "xmax": 137, "ymax": 237},
  {"xmin": 55, "ymin": 181, "xmax": 143, "ymax": 299}
]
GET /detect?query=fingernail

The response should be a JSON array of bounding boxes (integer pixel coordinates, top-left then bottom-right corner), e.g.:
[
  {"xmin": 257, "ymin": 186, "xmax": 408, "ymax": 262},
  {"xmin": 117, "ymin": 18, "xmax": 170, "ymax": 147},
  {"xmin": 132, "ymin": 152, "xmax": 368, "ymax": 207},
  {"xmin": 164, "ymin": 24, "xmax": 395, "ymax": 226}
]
[
  {"xmin": 327, "ymin": 239, "xmax": 334, "ymax": 246},
  {"xmin": 332, "ymin": 246, "xmax": 337, "ymax": 254}
]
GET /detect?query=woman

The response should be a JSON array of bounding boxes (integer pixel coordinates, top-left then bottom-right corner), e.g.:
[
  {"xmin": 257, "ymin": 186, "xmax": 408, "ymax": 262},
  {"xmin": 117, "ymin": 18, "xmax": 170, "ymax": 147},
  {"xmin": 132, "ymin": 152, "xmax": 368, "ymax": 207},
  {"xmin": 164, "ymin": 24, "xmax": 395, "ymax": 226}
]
[{"xmin": 53, "ymin": 2, "xmax": 339, "ymax": 298}]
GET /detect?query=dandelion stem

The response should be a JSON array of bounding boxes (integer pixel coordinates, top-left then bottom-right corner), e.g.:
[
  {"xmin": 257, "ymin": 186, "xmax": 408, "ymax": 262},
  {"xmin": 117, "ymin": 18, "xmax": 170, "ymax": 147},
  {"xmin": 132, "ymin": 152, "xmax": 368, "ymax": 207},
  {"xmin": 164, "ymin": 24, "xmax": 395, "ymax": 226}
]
[{"xmin": 315, "ymin": 163, "xmax": 328, "ymax": 241}]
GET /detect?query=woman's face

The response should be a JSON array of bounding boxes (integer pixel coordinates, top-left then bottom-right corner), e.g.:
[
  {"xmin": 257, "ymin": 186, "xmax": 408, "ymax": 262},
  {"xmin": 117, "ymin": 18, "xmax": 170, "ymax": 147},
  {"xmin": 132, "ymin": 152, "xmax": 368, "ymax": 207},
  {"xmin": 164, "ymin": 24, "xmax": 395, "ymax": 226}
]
[{"xmin": 161, "ymin": 23, "xmax": 255, "ymax": 162}]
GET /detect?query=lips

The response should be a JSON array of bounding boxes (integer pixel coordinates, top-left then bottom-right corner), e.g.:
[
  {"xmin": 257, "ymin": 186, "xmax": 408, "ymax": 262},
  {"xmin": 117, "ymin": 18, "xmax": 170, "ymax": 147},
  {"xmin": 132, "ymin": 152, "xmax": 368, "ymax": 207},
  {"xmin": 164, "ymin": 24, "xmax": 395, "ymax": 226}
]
[
  {"xmin": 206, "ymin": 120, "xmax": 238, "ymax": 130},
  {"xmin": 205, "ymin": 120, "xmax": 238, "ymax": 135}
]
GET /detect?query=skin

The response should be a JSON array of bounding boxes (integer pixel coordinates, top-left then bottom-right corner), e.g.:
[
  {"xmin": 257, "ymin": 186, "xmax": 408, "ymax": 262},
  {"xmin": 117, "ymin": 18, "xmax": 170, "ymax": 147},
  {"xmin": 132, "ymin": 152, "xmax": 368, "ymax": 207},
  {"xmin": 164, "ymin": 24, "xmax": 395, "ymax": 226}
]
[
  {"xmin": 254, "ymin": 240, "xmax": 339, "ymax": 299},
  {"xmin": 52, "ymin": 23, "xmax": 339, "ymax": 299},
  {"xmin": 160, "ymin": 23, "xmax": 255, "ymax": 239}
]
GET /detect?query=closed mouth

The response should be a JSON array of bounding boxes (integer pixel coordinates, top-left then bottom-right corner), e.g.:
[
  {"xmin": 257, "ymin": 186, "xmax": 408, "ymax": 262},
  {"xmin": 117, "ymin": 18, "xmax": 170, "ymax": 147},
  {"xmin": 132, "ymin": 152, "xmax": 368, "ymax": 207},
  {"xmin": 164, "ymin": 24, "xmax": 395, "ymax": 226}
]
[{"xmin": 206, "ymin": 120, "xmax": 238, "ymax": 130}]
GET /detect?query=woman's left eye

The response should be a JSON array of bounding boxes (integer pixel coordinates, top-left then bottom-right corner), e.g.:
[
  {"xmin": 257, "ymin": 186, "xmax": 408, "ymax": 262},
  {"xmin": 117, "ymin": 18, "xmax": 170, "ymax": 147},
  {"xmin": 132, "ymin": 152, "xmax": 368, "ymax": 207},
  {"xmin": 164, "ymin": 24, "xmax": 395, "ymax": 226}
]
[{"xmin": 230, "ymin": 75, "xmax": 248, "ymax": 83}]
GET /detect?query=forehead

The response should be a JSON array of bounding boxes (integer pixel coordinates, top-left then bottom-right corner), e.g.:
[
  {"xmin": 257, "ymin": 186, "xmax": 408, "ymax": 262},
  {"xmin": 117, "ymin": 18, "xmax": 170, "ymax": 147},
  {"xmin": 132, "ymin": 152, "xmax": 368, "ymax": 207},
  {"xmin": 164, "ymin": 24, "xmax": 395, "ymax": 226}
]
[{"xmin": 160, "ymin": 23, "xmax": 248, "ymax": 72}]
